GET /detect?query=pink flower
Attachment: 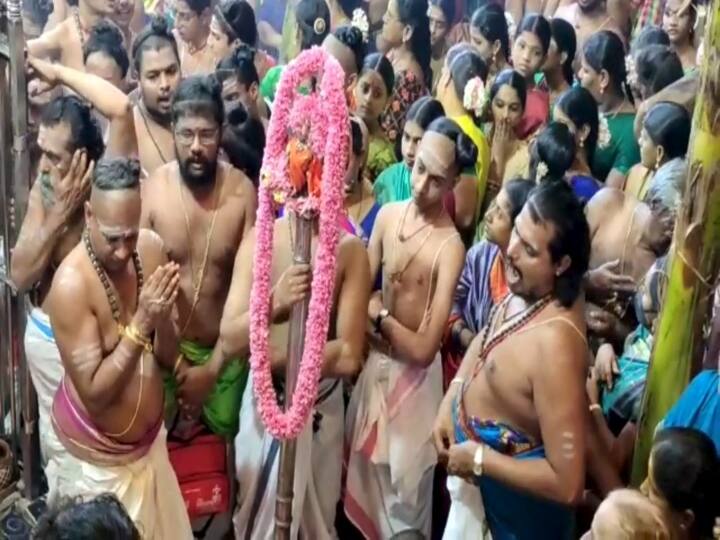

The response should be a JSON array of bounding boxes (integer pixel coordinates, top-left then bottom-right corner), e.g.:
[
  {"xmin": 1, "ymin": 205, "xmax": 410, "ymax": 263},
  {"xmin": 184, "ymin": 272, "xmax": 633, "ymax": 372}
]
[{"xmin": 249, "ymin": 47, "xmax": 349, "ymax": 440}]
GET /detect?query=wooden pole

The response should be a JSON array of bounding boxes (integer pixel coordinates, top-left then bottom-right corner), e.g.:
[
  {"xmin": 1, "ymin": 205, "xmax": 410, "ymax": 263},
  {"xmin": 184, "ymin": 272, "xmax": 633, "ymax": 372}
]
[
  {"xmin": 2, "ymin": 0, "xmax": 41, "ymax": 498},
  {"xmin": 274, "ymin": 211, "xmax": 313, "ymax": 539},
  {"xmin": 630, "ymin": 2, "xmax": 720, "ymax": 485}
]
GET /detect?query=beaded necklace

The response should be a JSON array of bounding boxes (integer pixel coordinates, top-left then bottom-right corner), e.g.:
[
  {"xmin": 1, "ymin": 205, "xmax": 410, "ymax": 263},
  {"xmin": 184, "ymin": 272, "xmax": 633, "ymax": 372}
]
[
  {"xmin": 83, "ymin": 229, "xmax": 143, "ymax": 329},
  {"xmin": 73, "ymin": 8, "xmax": 87, "ymax": 49},
  {"xmin": 470, "ymin": 294, "xmax": 552, "ymax": 380}
]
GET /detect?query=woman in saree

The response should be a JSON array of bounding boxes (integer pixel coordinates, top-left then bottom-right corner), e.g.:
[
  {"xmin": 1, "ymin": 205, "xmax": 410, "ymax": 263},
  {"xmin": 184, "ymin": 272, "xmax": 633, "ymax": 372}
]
[
  {"xmin": 468, "ymin": 4, "xmax": 510, "ymax": 87},
  {"xmin": 343, "ymin": 117, "xmax": 381, "ymax": 245},
  {"xmin": 436, "ymin": 43, "xmax": 491, "ymax": 240},
  {"xmin": 208, "ymin": 0, "xmax": 276, "ymax": 80},
  {"xmin": 485, "ymin": 69, "xmax": 530, "ymax": 208},
  {"xmin": 628, "ymin": 101, "xmax": 690, "ymax": 200},
  {"xmin": 511, "ymin": 13, "xmax": 552, "ymax": 139},
  {"xmin": 442, "ymin": 178, "xmax": 534, "ymax": 387},
  {"xmin": 353, "ymin": 53, "xmax": 397, "ymax": 184},
  {"xmin": 553, "ymin": 86, "xmax": 605, "ymax": 201},
  {"xmin": 663, "ymin": 0, "xmax": 698, "ymax": 72},
  {"xmin": 579, "ymin": 30, "xmax": 640, "ymax": 188},
  {"xmin": 531, "ymin": 122, "xmax": 601, "ymax": 204},
  {"xmin": 377, "ymin": 0, "xmax": 431, "ymax": 144},
  {"xmin": 537, "ymin": 18, "xmax": 575, "ymax": 111},
  {"xmin": 373, "ymin": 96, "xmax": 444, "ymax": 205}
]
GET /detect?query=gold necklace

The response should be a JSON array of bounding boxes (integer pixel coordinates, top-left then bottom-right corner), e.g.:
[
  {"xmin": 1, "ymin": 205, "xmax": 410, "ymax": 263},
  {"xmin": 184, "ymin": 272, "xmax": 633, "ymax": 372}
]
[{"xmin": 176, "ymin": 174, "xmax": 222, "ymax": 336}]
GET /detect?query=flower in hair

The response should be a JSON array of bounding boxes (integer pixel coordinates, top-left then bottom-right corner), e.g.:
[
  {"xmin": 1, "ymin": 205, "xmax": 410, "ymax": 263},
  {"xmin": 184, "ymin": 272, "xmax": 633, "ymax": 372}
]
[
  {"xmin": 625, "ymin": 54, "xmax": 637, "ymax": 89},
  {"xmin": 352, "ymin": 8, "xmax": 370, "ymax": 43},
  {"xmin": 504, "ymin": 12, "xmax": 516, "ymax": 43},
  {"xmin": 536, "ymin": 160, "xmax": 549, "ymax": 180},
  {"xmin": 597, "ymin": 113, "xmax": 612, "ymax": 149},
  {"xmin": 463, "ymin": 76, "xmax": 486, "ymax": 117},
  {"xmin": 313, "ymin": 17, "xmax": 327, "ymax": 35}
]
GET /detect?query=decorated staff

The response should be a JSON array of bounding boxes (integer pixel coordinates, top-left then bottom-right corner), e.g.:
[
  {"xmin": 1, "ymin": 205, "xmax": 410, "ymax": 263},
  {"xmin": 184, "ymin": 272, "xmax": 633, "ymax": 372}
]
[{"xmin": 248, "ymin": 47, "xmax": 349, "ymax": 538}]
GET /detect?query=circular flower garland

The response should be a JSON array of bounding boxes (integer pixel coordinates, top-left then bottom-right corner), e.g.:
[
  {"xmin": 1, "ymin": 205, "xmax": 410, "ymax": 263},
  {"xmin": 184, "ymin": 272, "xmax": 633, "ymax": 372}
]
[{"xmin": 249, "ymin": 47, "xmax": 349, "ymax": 440}]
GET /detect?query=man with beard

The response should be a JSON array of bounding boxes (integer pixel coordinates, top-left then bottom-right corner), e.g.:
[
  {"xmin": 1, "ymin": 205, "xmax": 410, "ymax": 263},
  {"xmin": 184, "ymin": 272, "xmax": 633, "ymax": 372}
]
[
  {"xmin": 44, "ymin": 157, "xmax": 192, "ymax": 538},
  {"xmin": 344, "ymin": 118, "xmax": 471, "ymax": 539},
  {"xmin": 27, "ymin": 0, "xmax": 115, "ymax": 71},
  {"xmin": 435, "ymin": 180, "xmax": 590, "ymax": 539},
  {"xmin": 11, "ymin": 95, "xmax": 105, "ymax": 470},
  {"xmin": 555, "ymin": 0, "xmax": 627, "ymax": 61},
  {"xmin": 131, "ymin": 16, "xmax": 182, "ymax": 177},
  {"xmin": 141, "ymin": 75, "xmax": 256, "ymax": 440},
  {"xmin": 174, "ymin": 0, "xmax": 216, "ymax": 76}
]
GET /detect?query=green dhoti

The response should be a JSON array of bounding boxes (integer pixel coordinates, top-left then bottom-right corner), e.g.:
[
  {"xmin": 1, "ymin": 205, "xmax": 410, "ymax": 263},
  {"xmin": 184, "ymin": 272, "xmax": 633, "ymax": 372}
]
[{"xmin": 164, "ymin": 340, "xmax": 249, "ymax": 439}]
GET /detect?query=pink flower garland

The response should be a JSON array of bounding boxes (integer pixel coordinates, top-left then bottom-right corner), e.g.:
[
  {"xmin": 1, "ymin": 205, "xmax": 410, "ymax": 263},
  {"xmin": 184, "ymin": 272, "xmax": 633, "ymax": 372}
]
[{"xmin": 249, "ymin": 47, "xmax": 349, "ymax": 440}]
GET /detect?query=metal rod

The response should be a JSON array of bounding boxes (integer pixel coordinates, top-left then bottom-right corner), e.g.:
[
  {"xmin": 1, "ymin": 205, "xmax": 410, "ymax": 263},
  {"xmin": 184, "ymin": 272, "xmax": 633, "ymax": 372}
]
[
  {"xmin": 5, "ymin": 0, "xmax": 41, "ymax": 498},
  {"xmin": 274, "ymin": 212, "xmax": 313, "ymax": 540},
  {"xmin": 0, "ymin": 53, "xmax": 10, "ymax": 438}
]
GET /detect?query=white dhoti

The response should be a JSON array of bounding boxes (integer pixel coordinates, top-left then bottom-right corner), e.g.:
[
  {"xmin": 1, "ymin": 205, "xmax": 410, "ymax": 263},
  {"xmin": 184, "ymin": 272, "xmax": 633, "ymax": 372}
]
[
  {"xmin": 344, "ymin": 348, "xmax": 443, "ymax": 540},
  {"xmin": 24, "ymin": 307, "xmax": 65, "ymax": 466},
  {"xmin": 46, "ymin": 426, "xmax": 192, "ymax": 540},
  {"xmin": 442, "ymin": 476, "xmax": 492, "ymax": 539},
  {"xmin": 233, "ymin": 377, "xmax": 344, "ymax": 540}
]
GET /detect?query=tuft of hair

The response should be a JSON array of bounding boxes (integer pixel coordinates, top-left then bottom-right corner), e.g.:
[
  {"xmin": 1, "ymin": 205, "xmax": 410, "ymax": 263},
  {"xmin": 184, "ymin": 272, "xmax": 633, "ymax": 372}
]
[
  {"xmin": 181, "ymin": 0, "xmax": 211, "ymax": 15},
  {"xmin": 471, "ymin": 4, "xmax": 510, "ymax": 60},
  {"xmin": 489, "ymin": 69, "xmax": 527, "ymax": 111},
  {"xmin": 171, "ymin": 75, "xmax": 225, "ymax": 126},
  {"xmin": 643, "ymin": 101, "xmax": 691, "ymax": 160},
  {"xmin": 333, "ymin": 25, "xmax": 366, "ymax": 73},
  {"xmin": 41, "ymin": 95, "xmax": 105, "ymax": 163},
  {"xmin": 426, "ymin": 116, "xmax": 478, "ymax": 170},
  {"xmin": 526, "ymin": 180, "xmax": 590, "ymax": 307},
  {"xmin": 516, "ymin": 13, "xmax": 551, "ymax": 55},
  {"xmin": 215, "ymin": 43, "xmax": 259, "ymax": 86},
  {"xmin": 131, "ymin": 15, "xmax": 179, "ymax": 72},
  {"xmin": 33, "ymin": 493, "xmax": 141, "ymax": 540},
  {"xmin": 83, "ymin": 20, "xmax": 130, "ymax": 78},
  {"xmin": 93, "ymin": 158, "xmax": 141, "ymax": 191}
]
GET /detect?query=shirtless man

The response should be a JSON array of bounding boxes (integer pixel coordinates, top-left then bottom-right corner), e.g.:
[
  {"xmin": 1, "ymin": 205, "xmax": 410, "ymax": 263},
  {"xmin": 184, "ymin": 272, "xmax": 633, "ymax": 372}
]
[
  {"xmin": 435, "ymin": 180, "xmax": 590, "ymax": 539},
  {"xmin": 141, "ymin": 75, "xmax": 256, "ymax": 439},
  {"xmin": 44, "ymin": 157, "xmax": 192, "ymax": 538},
  {"xmin": 131, "ymin": 17, "xmax": 182, "ymax": 176},
  {"xmin": 344, "ymin": 117, "xmax": 473, "ymax": 539},
  {"xmin": 28, "ymin": 0, "xmax": 114, "ymax": 71},
  {"xmin": 584, "ymin": 179, "xmax": 680, "ymax": 346},
  {"xmin": 11, "ymin": 96, "xmax": 104, "ymax": 467},
  {"xmin": 555, "ymin": 0, "xmax": 627, "ymax": 68},
  {"xmin": 174, "ymin": 0, "xmax": 216, "ymax": 76},
  {"xmin": 221, "ymin": 203, "xmax": 370, "ymax": 539}
]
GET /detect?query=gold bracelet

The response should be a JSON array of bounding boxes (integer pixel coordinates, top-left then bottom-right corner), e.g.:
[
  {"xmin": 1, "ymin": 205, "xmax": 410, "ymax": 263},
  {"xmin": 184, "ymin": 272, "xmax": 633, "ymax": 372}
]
[{"xmin": 120, "ymin": 324, "xmax": 153, "ymax": 353}]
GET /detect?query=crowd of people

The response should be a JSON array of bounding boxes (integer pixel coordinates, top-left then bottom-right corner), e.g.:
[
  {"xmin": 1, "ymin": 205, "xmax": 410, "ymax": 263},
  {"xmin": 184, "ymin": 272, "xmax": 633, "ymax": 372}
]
[{"xmin": 8, "ymin": 0, "xmax": 720, "ymax": 536}]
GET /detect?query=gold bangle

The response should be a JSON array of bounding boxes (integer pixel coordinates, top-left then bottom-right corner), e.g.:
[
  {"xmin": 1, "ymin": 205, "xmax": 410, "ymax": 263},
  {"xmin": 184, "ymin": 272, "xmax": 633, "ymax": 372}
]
[
  {"xmin": 589, "ymin": 403, "xmax": 602, "ymax": 413},
  {"xmin": 173, "ymin": 353, "xmax": 184, "ymax": 376},
  {"xmin": 120, "ymin": 324, "xmax": 153, "ymax": 353}
]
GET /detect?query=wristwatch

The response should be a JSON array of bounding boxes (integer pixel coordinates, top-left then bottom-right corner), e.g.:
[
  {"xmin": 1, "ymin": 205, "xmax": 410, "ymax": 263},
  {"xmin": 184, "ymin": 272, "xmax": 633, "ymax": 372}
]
[
  {"xmin": 473, "ymin": 444, "xmax": 485, "ymax": 477},
  {"xmin": 374, "ymin": 308, "xmax": 390, "ymax": 333}
]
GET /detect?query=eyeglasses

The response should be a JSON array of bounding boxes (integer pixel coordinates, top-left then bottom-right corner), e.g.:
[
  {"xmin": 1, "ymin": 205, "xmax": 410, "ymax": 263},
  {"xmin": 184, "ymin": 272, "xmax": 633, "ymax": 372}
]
[{"xmin": 174, "ymin": 128, "xmax": 219, "ymax": 146}]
